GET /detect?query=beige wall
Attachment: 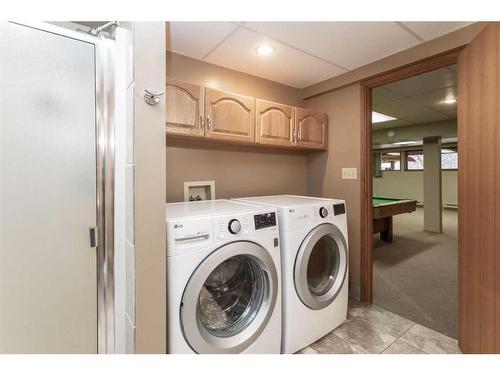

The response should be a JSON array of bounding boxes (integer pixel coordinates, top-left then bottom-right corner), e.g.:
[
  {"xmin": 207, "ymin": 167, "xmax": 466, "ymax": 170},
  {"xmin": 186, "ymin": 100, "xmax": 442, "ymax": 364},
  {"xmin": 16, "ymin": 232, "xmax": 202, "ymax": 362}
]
[
  {"xmin": 305, "ymin": 85, "xmax": 363, "ymax": 286},
  {"xmin": 133, "ymin": 22, "xmax": 167, "ymax": 354},
  {"xmin": 373, "ymin": 170, "xmax": 458, "ymax": 206},
  {"xmin": 165, "ymin": 52, "xmax": 307, "ymax": 203}
]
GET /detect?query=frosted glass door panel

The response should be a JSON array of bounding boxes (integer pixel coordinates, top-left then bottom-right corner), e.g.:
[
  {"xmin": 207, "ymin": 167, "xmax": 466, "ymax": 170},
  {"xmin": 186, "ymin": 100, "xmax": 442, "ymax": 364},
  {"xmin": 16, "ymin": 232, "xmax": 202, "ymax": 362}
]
[{"xmin": 0, "ymin": 23, "xmax": 97, "ymax": 353}]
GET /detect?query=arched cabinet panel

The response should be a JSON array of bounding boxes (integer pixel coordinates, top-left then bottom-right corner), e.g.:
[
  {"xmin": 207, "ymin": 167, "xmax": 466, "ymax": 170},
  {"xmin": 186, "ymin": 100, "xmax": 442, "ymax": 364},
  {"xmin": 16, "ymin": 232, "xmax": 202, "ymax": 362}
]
[
  {"xmin": 256, "ymin": 100, "xmax": 294, "ymax": 147},
  {"xmin": 205, "ymin": 88, "xmax": 255, "ymax": 143},
  {"xmin": 295, "ymin": 108, "xmax": 327, "ymax": 150},
  {"xmin": 166, "ymin": 79, "xmax": 204, "ymax": 137}
]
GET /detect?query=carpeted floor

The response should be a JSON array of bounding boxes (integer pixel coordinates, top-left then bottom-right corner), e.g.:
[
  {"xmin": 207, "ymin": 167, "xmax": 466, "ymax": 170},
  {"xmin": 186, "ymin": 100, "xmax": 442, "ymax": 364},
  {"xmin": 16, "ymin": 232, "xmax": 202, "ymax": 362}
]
[{"xmin": 373, "ymin": 208, "xmax": 458, "ymax": 339}]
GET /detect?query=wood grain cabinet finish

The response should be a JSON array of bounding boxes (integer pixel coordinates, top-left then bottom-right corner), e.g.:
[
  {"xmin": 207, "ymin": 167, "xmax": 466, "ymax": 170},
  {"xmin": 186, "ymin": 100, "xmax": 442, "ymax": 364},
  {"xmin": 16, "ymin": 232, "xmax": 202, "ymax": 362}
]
[
  {"xmin": 204, "ymin": 88, "xmax": 255, "ymax": 143},
  {"xmin": 255, "ymin": 100, "xmax": 294, "ymax": 147},
  {"xmin": 165, "ymin": 79, "xmax": 204, "ymax": 137},
  {"xmin": 294, "ymin": 107, "xmax": 327, "ymax": 150}
]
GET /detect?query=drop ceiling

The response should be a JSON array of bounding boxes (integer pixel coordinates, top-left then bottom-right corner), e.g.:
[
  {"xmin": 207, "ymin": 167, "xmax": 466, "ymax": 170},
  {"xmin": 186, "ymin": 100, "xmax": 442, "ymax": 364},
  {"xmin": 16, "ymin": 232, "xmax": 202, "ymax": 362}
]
[
  {"xmin": 166, "ymin": 21, "xmax": 472, "ymax": 88},
  {"xmin": 373, "ymin": 64, "xmax": 457, "ymax": 129}
]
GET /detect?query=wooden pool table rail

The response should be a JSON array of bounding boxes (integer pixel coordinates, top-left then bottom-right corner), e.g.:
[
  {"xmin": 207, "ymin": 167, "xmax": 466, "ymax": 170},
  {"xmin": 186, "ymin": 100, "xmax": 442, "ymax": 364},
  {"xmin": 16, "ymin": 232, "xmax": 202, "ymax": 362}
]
[{"xmin": 372, "ymin": 199, "xmax": 417, "ymax": 242}]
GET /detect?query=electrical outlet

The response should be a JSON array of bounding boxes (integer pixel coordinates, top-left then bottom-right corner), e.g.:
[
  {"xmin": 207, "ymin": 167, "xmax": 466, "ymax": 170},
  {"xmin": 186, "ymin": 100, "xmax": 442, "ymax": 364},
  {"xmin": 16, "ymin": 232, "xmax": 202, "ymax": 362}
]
[{"xmin": 342, "ymin": 168, "xmax": 357, "ymax": 180}]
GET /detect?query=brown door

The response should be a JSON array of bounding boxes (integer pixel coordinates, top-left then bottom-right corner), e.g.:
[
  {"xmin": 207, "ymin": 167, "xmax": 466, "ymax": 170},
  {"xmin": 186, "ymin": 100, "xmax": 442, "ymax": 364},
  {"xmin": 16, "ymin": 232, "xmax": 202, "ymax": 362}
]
[
  {"xmin": 165, "ymin": 79, "xmax": 204, "ymax": 137},
  {"xmin": 295, "ymin": 108, "xmax": 327, "ymax": 150},
  {"xmin": 457, "ymin": 22, "xmax": 500, "ymax": 353},
  {"xmin": 204, "ymin": 88, "xmax": 255, "ymax": 143},
  {"xmin": 255, "ymin": 99, "xmax": 294, "ymax": 147}
]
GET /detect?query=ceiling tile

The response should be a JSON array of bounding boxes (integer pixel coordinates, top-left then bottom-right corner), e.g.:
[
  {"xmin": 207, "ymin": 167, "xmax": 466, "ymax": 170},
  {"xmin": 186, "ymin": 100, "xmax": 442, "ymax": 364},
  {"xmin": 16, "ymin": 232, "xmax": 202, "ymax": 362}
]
[
  {"xmin": 383, "ymin": 65, "xmax": 456, "ymax": 96},
  {"xmin": 374, "ymin": 97, "xmax": 435, "ymax": 119},
  {"xmin": 204, "ymin": 28, "xmax": 345, "ymax": 88},
  {"xmin": 412, "ymin": 87, "xmax": 457, "ymax": 117},
  {"xmin": 372, "ymin": 87, "xmax": 404, "ymax": 105},
  {"xmin": 244, "ymin": 22, "xmax": 420, "ymax": 69},
  {"xmin": 166, "ymin": 22, "xmax": 237, "ymax": 60},
  {"xmin": 401, "ymin": 111, "xmax": 451, "ymax": 125},
  {"xmin": 372, "ymin": 118, "xmax": 412, "ymax": 129},
  {"xmin": 402, "ymin": 22, "xmax": 473, "ymax": 41}
]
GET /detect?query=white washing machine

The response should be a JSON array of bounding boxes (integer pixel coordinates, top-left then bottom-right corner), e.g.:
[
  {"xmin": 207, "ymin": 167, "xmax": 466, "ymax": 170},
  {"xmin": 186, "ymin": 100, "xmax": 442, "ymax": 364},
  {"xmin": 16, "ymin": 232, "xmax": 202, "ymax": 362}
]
[
  {"xmin": 166, "ymin": 199, "xmax": 282, "ymax": 354},
  {"xmin": 234, "ymin": 195, "xmax": 348, "ymax": 353}
]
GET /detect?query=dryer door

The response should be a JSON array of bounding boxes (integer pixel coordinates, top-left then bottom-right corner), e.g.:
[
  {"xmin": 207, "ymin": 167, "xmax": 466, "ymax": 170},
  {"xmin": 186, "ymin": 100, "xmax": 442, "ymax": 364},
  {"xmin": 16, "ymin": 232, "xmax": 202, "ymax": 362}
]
[
  {"xmin": 294, "ymin": 223, "xmax": 348, "ymax": 310},
  {"xmin": 180, "ymin": 241, "xmax": 278, "ymax": 353}
]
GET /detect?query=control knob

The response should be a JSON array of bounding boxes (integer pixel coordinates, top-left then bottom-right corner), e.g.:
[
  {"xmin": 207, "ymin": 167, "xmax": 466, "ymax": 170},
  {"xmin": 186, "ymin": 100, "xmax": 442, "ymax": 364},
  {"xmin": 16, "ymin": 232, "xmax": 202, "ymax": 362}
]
[
  {"xmin": 228, "ymin": 219, "xmax": 241, "ymax": 234},
  {"xmin": 319, "ymin": 207, "xmax": 329, "ymax": 218}
]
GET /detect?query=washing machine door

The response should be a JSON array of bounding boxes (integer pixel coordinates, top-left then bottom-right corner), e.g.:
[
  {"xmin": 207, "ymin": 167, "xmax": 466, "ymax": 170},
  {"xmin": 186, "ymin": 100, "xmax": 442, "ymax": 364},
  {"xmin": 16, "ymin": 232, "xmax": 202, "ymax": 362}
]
[
  {"xmin": 294, "ymin": 223, "xmax": 348, "ymax": 310},
  {"xmin": 180, "ymin": 241, "xmax": 278, "ymax": 353}
]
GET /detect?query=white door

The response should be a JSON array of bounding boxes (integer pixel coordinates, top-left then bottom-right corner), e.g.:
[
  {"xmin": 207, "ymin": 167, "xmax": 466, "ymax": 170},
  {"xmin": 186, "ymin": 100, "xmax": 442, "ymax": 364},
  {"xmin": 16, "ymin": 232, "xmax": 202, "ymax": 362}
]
[{"xmin": 0, "ymin": 22, "xmax": 98, "ymax": 353}]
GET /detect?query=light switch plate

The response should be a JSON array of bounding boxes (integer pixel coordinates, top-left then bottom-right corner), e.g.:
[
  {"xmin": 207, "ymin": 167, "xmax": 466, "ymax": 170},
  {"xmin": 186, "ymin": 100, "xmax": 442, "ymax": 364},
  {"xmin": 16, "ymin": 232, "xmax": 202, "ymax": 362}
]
[{"xmin": 342, "ymin": 168, "xmax": 358, "ymax": 180}]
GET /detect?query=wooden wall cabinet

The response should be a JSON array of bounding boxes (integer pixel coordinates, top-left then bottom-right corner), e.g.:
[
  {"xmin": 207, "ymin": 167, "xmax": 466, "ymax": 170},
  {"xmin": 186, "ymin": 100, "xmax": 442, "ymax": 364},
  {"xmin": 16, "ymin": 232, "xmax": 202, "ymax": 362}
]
[
  {"xmin": 165, "ymin": 79, "xmax": 204, "ymax": 137},
  {"xmin": 255, "ymin": 100, "xmax": 295, "ymax": 147},
  {"xmin": 205, "ymin": 88, "xmax": 255, "ymax": 143},
  {"xmin": 294, "ymin": 108, "xmax": 327, "ymax": 150},
  {"xmin": 166, "ymin": 79, "xmax": 327, "ymax": 151}
]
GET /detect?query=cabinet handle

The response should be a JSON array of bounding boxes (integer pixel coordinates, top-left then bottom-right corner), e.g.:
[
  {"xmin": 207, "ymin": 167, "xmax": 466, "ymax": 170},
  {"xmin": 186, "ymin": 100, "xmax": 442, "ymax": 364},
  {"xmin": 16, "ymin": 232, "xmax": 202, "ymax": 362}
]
[
  {"xmin": 298, "ymin": 127, "xmax": 302, "ymax": 141},
  {"xmin": 292, "ymin": 127, "xmax": 296, "ymax": 143},
  {"xmin": 206, "ymin": 116, "xmax": 211, "ymax": 130},
  {"xmin": 200, "ymin": 115, "xmax": 205, "ymax": 129}
]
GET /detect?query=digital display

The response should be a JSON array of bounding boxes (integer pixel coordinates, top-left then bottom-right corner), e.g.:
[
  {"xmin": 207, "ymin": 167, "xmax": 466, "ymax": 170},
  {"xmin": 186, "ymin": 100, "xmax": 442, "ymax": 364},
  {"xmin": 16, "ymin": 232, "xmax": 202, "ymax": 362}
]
[
  {"xmin": 254, "ymin": 212, "xmax": 276, "ymax": 230},
  {"xmin": 333, "ymin": 203, "xmax": 345, "ymax": 216}
]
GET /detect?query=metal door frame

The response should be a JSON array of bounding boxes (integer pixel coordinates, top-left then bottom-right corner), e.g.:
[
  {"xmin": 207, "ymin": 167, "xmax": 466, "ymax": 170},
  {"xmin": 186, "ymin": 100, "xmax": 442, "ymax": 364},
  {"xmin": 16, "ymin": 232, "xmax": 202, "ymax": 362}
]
[{"xmin": 8, "ymin": 22, "xmax": 116, "ymax": 354}]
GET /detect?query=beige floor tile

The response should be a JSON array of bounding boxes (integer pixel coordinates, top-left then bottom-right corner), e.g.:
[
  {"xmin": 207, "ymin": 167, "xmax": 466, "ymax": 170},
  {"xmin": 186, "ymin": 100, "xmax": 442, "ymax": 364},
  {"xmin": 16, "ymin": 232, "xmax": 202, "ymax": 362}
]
[
  {"xmin": 297, "ymin": 346, "xmax": 319, "ymax": 354},
  {"xmin": 333, "ymin": 316, "xmax": 397, "ymax": 353},
  {"xmin": 348, "ymin": 299, "xmax": 371, "ymax": 317},
  {"xmin": 383, "ymin": 339, "xmax": 426, "ymax": 354},
  {"xmin": 310, "ymin": 332, "xmax": 365, "ymax": 354},
  {"xmin": 399, "ymin": 324, "xmax": 461, "ymax": 354},
  {"xmin": 356, "ymin": 304, "xmax": 414, "ymax": 337}
]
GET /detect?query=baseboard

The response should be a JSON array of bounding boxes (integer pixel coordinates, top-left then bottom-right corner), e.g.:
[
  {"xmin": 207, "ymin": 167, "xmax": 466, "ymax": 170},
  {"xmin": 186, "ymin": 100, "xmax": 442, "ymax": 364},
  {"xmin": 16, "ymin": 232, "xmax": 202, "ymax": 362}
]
[{"xmin": 348, "ymin": 281, "xmax": 361, "ymax": 302}]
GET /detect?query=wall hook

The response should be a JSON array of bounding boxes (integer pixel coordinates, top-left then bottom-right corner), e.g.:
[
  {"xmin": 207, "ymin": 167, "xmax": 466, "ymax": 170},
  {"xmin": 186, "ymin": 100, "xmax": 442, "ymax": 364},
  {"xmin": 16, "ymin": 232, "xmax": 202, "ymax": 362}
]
[{"xmin": 144, "ymin": 89, "xmax": 164, "ymax": 105}]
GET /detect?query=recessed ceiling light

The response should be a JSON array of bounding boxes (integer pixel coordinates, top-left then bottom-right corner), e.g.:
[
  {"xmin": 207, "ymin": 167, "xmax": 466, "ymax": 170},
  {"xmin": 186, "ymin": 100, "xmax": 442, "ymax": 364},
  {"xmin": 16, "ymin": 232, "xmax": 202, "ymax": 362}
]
[
  {"xmin": 443, "ymin": 97, "xmax": 457, "ymax": 104},
  {"xmin": 387, "ymin": 152, "xmax": 400, "ymax": 156},
  {"xmin": 256, "ymin": 45, "xmax": 274, "ymax": 56},
  {"xmin": 372, "ymin": 111, "xmax": 397, "ymax": 123},
  {"xmin": 392, "ymin": 141, "xmax": 418, "ymax": 146}
]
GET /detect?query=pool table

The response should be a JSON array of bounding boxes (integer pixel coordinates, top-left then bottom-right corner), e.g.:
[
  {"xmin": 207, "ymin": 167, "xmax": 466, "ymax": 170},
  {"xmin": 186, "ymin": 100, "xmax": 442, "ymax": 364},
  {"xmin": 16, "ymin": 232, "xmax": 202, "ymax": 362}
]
[{"xmin": 373, "ymin": 197, "xmax": 417, "ymax": 242}]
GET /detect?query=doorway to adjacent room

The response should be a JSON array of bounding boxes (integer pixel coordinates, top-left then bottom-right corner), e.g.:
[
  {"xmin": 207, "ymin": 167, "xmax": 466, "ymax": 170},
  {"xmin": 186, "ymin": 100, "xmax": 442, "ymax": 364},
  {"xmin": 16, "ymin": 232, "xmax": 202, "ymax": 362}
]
[{"xmin": 370, "ymin": 65, "xmax": 458, "ymax": 338}]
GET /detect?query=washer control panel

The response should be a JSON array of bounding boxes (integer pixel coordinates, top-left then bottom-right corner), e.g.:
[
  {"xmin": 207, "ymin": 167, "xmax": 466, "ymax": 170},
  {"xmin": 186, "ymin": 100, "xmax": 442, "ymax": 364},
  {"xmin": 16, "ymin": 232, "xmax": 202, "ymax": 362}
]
[
  {"xmin": 213, "ymin": 211, "xmax": 277, "ymax": 243},
  {"xmin": 254, "ymin": 212, "xmax": 276, "ymax": 230}
]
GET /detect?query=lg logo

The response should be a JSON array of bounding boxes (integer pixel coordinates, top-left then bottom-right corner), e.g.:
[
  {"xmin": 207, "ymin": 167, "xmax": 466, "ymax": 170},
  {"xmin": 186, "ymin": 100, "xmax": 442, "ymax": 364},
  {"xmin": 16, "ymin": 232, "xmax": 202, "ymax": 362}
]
[{"xmin": 174, "ymin": 224, "xmax": 184, "ymax": 229}]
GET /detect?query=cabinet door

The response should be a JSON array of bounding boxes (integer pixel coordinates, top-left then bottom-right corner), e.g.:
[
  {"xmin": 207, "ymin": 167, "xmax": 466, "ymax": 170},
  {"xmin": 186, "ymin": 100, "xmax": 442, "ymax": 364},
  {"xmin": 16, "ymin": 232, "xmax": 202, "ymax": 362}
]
[
  {"xmin": 205, "ymin": 88, "xmax": 255, "ymax": 143},
  {"xmin": 295, "ymin": 108, "xmax": 327, "ymax": 150},
  {"xmin": 256, "ymin": 100, "xmax": 294, "ymax": 147},
  {"xmin": 166, "ymin": 79, "xmax": 204, "ymax": 137}
]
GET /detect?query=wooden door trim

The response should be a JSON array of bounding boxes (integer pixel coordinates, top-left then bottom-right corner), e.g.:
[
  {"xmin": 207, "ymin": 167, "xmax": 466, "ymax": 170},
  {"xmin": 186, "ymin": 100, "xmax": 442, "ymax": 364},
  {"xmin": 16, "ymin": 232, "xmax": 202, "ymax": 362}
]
[{"xmin": 359, "ymin": 48, "xmax": 460, "ymax": 303}]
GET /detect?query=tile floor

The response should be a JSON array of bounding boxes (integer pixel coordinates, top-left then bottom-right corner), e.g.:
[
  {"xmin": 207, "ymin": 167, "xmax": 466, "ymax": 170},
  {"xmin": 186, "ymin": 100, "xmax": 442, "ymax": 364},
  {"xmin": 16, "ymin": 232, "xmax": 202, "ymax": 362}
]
[{"xmin": 297, "ymin": 300, "xmax": 461, "ymax": 354}]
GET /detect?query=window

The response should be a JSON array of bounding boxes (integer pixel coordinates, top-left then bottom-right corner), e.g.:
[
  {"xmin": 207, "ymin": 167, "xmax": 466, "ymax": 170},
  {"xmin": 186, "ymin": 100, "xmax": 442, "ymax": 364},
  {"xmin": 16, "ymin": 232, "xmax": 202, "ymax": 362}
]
[
  {"xmin": 441, "ymin": 148, "xmax": 458, "ymax": 170},
  {"xmin": 380, "ymin": 151, "xmax": 401, "ymax": 171},
  {"xmin": 406, "ymin": 150, "xmax": 424, "ymax": 170}
]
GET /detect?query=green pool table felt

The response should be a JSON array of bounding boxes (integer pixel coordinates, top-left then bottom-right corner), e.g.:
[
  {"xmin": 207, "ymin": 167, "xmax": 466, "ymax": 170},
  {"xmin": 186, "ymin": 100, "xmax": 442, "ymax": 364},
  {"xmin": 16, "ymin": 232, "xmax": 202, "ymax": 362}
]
[{"xmin": 372, "ymin": 198, "xmax": 403, "ymax": 206}]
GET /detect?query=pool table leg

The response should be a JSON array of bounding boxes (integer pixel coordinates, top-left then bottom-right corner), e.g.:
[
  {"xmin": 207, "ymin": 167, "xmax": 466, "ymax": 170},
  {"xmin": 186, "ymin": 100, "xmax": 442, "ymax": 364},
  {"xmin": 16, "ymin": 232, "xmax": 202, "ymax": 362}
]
[{"xmin": 380, "ymin": 217, "xmax": 393, "ymax": 242}]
